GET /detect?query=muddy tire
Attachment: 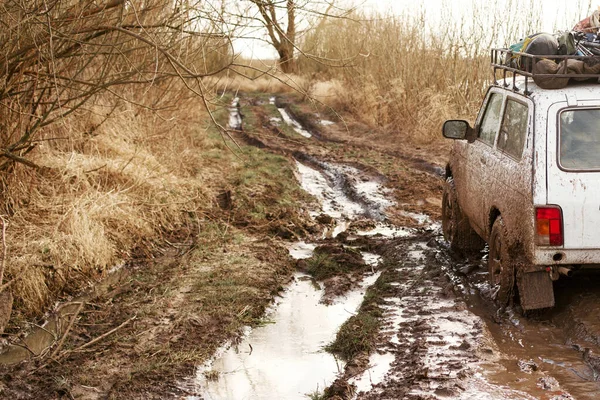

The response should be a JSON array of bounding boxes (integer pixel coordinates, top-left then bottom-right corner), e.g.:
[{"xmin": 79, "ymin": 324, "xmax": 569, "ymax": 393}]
[
  {"xmin": 442, "ymin": 177, "xmax": 484, "ymax": 255},
  {"xmin": 488, "ymin": 216, "xmax": 516, "ymax": 306}
]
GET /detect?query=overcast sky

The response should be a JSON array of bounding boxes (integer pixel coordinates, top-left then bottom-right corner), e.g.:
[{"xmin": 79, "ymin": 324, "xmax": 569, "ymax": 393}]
[{"xmin": 233, "ymin": 0, "xmax": 596, "ymax": 59}]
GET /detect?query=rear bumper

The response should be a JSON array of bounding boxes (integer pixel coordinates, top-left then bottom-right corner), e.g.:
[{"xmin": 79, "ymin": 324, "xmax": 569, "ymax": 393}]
[{"xmin": 533, "ymin": 248, "xmax": 600, "ymax": 266}]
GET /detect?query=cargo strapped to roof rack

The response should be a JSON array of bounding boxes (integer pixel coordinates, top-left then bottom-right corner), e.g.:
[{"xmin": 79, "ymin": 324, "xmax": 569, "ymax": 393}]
[{"xmin": 491, "ymin": 48, "xmax": 600, "ymax": 94}]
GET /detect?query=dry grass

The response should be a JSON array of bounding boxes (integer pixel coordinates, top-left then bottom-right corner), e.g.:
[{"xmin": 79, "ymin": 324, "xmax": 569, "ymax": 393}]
[
  {"xmin": 2, "ymin": 88, "xmax": 229, "ymax": 319},
  {"xmin": 206, "ymin": 71, "xmax": 311, "ymax": 96},
  {"xmin": 1, "ymin": 77, "xmax": 314, "ymax": 322},
  {"xmin": 295, "ymin": 4, "xmax": 556, "ymax": 143}
]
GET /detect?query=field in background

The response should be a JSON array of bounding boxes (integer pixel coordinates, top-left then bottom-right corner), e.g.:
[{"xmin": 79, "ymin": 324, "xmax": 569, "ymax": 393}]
[
  {"xmin": 4, "ymin": 90, "xmax": 212, "ymax": 320},
  {"xmin": 293, "ymin": 7, "xmax": 550, "ymax": 143}
]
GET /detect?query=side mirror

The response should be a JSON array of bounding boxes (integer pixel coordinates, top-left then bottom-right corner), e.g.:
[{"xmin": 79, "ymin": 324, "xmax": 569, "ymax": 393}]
[{"xmin": 442, "ymin": 120, "xmax": 475, "ymax": 141}]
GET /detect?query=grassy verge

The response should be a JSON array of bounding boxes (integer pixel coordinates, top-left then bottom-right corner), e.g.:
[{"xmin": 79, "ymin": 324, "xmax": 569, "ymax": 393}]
[
  {"xmin": 325, "ymin": 266, "xmax": 394, "ymax": 360},
  {"xmin": 303, "ymin": 245, "xmax": 366, "ymax": 281}
]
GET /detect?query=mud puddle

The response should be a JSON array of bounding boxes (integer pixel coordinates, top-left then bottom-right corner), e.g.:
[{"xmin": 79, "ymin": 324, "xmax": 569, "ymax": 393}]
[
  {"xmin": 443, "ymin": 255, "xmax": 600, "ymax": 399},
  {"xmin": 341, "ymin": 241, "xmax": 546, "ymax": 400},
  {"xmin": 184, "ymin": 156, "xmax": 403, "ymax": 399},
  {"xmin": 487, "ymin": 270, "xmax": 600, "ymax": 399},
  {"xmin": 189, "ymin": 272, "xmax": 380, "ymax": 400},
  {"xmin": 270, "ymin": 97, "xmax": 312, "ymax": 138},
  {"xmin": 294, "ymin": 158, "xmax": 427, "ymax": 239},
  {"xmin": 228, "ymin": 97, "xmax": 242, "ymax": 130},
  {"xmin": 0, "ymin": 266, "xmax": 129, "ymax": 365}
]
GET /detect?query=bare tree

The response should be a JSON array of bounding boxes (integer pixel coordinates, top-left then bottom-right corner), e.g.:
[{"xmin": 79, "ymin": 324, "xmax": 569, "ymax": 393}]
[
  {"xmin": 248, "ymin": 0, "xmax": 297, "ymax": 72},
  {"xmin": 212, "ymin": 0, "xmax": 342, "ymax": 73},
  {"xmin": 0, "ymin": 0, "xmax": 234, "ymax": 170}
]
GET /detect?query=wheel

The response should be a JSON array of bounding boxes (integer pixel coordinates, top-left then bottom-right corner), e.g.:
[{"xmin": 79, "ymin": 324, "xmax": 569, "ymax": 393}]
[
  {"xmin": 488, "ymin": 216, "xmax": 516, "ymax": 306},
  {"xmin": 442, "ymin": 177, "xmax": 484, "ymax": 255}
]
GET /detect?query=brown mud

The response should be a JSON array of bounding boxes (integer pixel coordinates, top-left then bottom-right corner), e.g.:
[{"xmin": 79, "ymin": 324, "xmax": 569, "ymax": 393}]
[{"xmin": 2, "ymin": 92, "xmax": 600, "ymax": 400}]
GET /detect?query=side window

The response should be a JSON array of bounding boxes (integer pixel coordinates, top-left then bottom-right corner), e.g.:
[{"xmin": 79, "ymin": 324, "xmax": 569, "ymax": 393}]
[
  {"xmin": 478, "ymin": 93, "xmax": 503, "ymax": 146},
  {"xmin": 497, "ymin": 99, "xmax": 528, "ymax": 160}
]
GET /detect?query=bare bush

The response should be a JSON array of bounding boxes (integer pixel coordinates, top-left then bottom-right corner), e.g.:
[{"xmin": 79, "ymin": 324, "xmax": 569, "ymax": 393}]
[{"xmin": 0, "ymin": 0, "xmax": 233, "ymax": 170}]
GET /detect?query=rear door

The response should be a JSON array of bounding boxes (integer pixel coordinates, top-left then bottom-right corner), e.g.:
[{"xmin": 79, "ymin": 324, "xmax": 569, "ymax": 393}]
[{"xmin": 547, "ymin": 102, "xmax": 600, "ymax": 249}]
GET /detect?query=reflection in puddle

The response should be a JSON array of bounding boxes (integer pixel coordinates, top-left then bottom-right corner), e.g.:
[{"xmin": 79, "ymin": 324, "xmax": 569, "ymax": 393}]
[
  {"xmin": 228, "ymin": 97, "xmax": 242, "ymax": 130},
  {"xmin": 277, "ymin": 108, "xmax": 312, "ymax": 138},
  {"xmin": 194, "ymin": 273, "xmax": 378, "ymax": 400},
  {"xmin": 356, "ymin": 224, "xmax": 412, "ymax": 239},
  {"xmin": 288, "ymin": 241, "xmax": 316, "ymax": 260}
]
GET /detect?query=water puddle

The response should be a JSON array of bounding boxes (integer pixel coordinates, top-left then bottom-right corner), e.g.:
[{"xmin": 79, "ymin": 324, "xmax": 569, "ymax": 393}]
[
  {"xmin": 402, "ymin": 210, "xmax": 433, "ymax": 225},
  {"xmin": 228, "ymin": 97, "xmax": 242, "ymax": 130},
  {"xmin": 186, "ymin": 152, "xmax": 431, "ymax": 399},
  {"xmin": 355, "ymin": 224, "xmax": 412, "ymax": 239},
  {"xmin": 345, "ymin": 241, "xmax": 546, "ymax": 400},
  {"xmin": 192, "ymin": 272, "xmax": 379, "ymax": 400},
  {"xmin": 314, "ymin": 113, "xmax": 335, "ymax": 127},
  {"xmin": 295, "ymin": 159, "xmax": 409, "ymax": 241},
  {"xmin": 450, "ymin": 255, "xmax": 598, "ymax": 398},
  {"xmin": 351, "ymin": 352, "xmax": 396, "ymax": 395},
  {"xmin": 295, "ymin": 160, "xmax": 395, "ymax": 227},
  {"xmin": 270, "ymin": 97, "xmax": 312, "ymax": 138},
  {"xmin": 277, "ymin": 108, "xmax": 312, "ymax": 138},
  {"xmin": 295, "ymin": 161, "xmax": 364, "ymax": 229},
  {"xmin": 0, "ymin": 302, "xmax": 82, "ymax": 365},
  {"xmin": 288, "ymin": 241, "xmax": 316, "ymax": 260},
  {"xmin": 361, "ymin": 252, "xmax": 381, "ymax": 267}
]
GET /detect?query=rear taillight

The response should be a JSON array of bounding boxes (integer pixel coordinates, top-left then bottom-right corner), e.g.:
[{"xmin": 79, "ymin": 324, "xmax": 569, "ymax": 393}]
[{"xmin": 536, "ymin": 206, "xmax": 563, "ymax": 246}]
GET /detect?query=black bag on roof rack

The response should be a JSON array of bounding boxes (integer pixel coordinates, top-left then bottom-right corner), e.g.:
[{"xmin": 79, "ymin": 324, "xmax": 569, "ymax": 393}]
[{"xmin": 506, "ymin": 33, "xmax": 559, "ymax": 70}]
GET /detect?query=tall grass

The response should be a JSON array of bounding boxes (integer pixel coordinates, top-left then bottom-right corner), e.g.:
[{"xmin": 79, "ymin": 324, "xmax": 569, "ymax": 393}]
[
  {"xmin": 3, "ymin": 86, "xmax": 231, "ymax": 319},
  {"xmin": 296, "ymin": 1, "xmax": 593, "ymax": 143}
]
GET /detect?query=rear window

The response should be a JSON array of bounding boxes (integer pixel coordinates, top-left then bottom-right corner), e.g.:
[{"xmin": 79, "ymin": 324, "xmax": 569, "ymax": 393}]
[{"xmin": 560, "ymin": 109, "xmax": 600, "ymax": 170}]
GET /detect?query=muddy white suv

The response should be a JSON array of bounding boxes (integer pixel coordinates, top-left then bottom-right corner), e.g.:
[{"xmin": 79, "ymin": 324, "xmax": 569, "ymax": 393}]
[{"xmin": 442, "ymin": 49, "xmax": 600, "ymax": 311}]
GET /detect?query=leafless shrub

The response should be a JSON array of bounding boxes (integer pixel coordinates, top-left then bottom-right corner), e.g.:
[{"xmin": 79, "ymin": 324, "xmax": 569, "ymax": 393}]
[{"xmin": 0, "ymin": 0, "xmax": 233, "ymax": 170}]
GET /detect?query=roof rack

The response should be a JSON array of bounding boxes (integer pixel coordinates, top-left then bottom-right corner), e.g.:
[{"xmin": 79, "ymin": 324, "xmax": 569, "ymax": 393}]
[{"xmin": 491, "ymin": 48, "xmax": 600, "ymax": 96}]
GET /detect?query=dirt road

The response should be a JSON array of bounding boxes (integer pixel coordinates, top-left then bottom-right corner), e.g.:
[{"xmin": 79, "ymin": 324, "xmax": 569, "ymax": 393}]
[
  {"xmin": 206, "ymin": 94, "xmax": 600, "ymax": 400},
  {"xmin": 3, "ymin": 93, "xmax": 600, "ymax": 399}
]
